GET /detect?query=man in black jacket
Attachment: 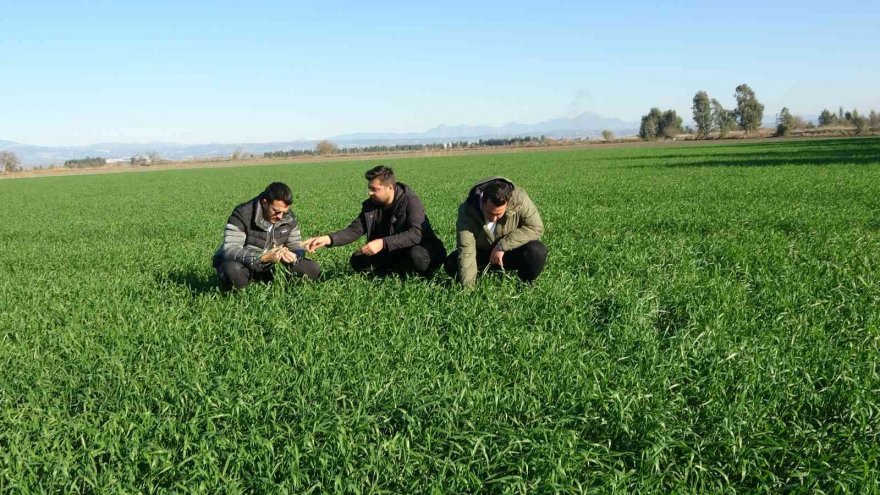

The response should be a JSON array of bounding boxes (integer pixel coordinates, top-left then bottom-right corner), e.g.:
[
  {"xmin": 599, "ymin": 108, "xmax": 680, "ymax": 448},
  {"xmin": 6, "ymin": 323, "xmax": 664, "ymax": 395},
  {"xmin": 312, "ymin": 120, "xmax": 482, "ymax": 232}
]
[
  {"xmin": 303, "ymin": 166, "xmax": 446, "ymax": 276},
  {"xmin": 213, "ymin": 182, "xmax": 321, "ymax": 291}
]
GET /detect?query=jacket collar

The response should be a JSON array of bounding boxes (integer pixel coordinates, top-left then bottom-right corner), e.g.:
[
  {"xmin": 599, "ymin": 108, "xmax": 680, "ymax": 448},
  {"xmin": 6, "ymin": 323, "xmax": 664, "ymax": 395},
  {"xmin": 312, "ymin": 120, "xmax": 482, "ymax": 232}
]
[{"xmin": 390, "ymin": 183, "xmax": 406, "ymax": 212}]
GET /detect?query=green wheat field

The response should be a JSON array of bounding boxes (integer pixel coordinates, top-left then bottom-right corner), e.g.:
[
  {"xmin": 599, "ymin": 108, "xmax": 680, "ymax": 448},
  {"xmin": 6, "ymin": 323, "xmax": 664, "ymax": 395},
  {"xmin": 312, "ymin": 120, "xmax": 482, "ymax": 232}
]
[{"xmin": 1, "ymin": 138, "xmax": 879, "ymax": 493}]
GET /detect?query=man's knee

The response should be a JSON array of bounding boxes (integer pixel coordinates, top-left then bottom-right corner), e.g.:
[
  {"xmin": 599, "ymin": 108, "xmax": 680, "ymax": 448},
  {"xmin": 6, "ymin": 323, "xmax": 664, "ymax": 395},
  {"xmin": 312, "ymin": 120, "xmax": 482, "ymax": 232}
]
[
  {"xmin": 300, "ymin": 259, "xmax": 322, "ymax": 280},
  {"xmin": 219, "ymin": 260, "xmax": 251, "ymax": 290},
  {"xmin": 517, "ymin": 241, "xmax": 548, "ymax": 281},
  {"xmin": 522, "ymin": 241, "xmax": 548, "ymax": 263},
  {"xmin": 407, "ymin": 246, "xmax": 432, "ymax": 273},
  {"xmin": 285, "ymin": 259, "xmax": 322, "ymax": 281}
]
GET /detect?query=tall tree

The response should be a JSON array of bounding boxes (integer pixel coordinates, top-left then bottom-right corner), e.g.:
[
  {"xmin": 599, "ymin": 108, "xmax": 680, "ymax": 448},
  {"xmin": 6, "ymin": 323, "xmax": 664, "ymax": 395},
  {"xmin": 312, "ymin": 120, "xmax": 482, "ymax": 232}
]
[
  {"xmin": 0, "ymin": 151, "xmax": 21, "ymax": 173},
  {"xmin": 818, "ymin": 109, "xmax": 836, "ymax": 127},
  {"xmin": 692, "ymin": 91, "xmax": 713, "ymax": 138},
  {"xmin": 639, "ymin": 108, "xmax": 663, "ymax": 140},
  {"xmin": 851, "ymin": 110, "xmax": 868, "ymax": 134},
  {"xmin": 734, "ymin": 84, "xmax": 764, "ymax": 135},
  {"xmin": 711, "ymin": 99, "xmax": 736, "ymax": 138},
  {"xmin": 660, "ymin": 110, "xmax": 683, "ymax": 138},
  {"xmin": 775, "ymin": 107, "xmax": 795, "ymax": 137},
  {"xmin": 315, "ymin": 140, "xmax": 339, "ymax": 155}
]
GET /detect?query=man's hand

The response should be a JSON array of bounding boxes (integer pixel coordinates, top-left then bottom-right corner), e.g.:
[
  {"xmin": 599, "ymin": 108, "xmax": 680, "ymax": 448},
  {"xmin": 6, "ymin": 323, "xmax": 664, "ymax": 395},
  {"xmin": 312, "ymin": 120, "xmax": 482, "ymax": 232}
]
[
  {"xmin": 260, "ymin": 246, "xmax": 286, "ymax": 263},
  {"xmin": 303, "ymin": 235, "xmax": 331, "ymax": 253},
  {"xmin": 489, "ymin": 244, "xmax": 505, "ymax": 268},
  {"xmin": 280, "ymin": 249, "xmax": 298, "ymax": 264},
  {"xmin": 360, "ymin": 238, "xmax": 384, "ymax": 256}
]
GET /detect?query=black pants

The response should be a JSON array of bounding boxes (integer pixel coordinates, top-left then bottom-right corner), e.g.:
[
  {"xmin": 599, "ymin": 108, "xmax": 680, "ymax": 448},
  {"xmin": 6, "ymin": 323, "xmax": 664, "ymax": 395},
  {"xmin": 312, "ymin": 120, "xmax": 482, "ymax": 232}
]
[
  {"xmin": 444, "ymin": 240, "xmax": 548, "ymax": 283},
  {"xmin": 218, "ymin": 259, "xmax": 321, "ymax": 291},
  {"xmin": 350, "ymin": 243, "xmax": 446, "ymax": 276}
]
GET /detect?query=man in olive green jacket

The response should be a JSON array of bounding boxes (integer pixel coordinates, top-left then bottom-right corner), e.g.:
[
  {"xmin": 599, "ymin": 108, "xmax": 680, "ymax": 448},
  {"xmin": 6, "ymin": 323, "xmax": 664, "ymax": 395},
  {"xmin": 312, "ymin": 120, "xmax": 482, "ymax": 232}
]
[{"xmin": 445, "ymin": 177, "xmax": 547, "ymax": 285}]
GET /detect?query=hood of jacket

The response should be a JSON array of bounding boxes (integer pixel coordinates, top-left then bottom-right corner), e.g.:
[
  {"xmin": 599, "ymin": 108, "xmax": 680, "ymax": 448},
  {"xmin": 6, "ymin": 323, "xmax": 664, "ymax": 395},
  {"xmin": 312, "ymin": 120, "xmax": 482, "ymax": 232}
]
[{"xmin": 465, "ymin": 176, "xmax": 518, "ymax": 219}]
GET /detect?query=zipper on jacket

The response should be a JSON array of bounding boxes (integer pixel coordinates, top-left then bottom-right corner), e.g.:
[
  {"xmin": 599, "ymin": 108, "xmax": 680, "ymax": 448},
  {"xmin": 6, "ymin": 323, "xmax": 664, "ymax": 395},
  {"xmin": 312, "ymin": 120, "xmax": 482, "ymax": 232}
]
[{"xmin": 265, "ymin": 223, "xmax": 275, "ymax": 251}]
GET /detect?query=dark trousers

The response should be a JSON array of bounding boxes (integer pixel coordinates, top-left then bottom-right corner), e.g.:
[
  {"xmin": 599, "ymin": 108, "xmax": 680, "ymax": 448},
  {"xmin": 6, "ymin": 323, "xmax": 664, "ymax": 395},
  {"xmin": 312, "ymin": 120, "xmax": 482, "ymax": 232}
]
[
  {"xmin": 218, "ymin": 259, "xmax": 321, "ymax": 291},
  {"xmin": 444, "ymin": 240, "xmax": 548, "ymax": 283},
  {"xmin": 350, "ymin": 243, "xmax": 446, "ymax": 276}
]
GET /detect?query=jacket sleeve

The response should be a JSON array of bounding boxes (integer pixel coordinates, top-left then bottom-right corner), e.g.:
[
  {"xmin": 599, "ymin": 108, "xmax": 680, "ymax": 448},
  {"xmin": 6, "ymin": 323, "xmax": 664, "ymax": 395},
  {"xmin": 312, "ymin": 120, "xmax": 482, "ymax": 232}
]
[
  {"xmin": 383, "ymin": 196, "xmax": 425, "ymax": 252},
  {"xmin": 456, "ymin": 208, "xmax": 480, "ymax": 286},
  {"xmin": 498, "ymin": 192, "xmax": 544, "ymax": 251},
  {"xmin": 220, "ymin": 217, "xmax": 268, "ymax": 270},
  {"xmin": 284, "ymin": 224, "xmax": 306, "ymax": 259},
  {"xmin": 328, "ymin": 213, "xmax": 366, "ymax": 247}
]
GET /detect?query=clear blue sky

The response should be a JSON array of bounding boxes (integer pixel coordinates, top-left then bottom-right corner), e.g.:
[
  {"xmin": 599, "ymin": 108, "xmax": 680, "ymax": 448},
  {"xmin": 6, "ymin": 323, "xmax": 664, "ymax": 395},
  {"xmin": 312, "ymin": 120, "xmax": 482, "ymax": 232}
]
[{"xmin": 2, "ymin": 0, "xmax": 878, "ymax": 145}]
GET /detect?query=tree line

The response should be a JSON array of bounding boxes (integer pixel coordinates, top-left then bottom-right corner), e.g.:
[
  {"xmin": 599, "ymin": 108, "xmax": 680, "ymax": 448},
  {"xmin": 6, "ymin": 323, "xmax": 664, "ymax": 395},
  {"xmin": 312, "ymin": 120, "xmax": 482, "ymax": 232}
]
[
  {"xmin": 642, "ymin": 84, "xmax": 764, "ymax": 140},
  {"xmin": 690, "ymin": 84, "xmax": 766, "ymax": 138},
  {"xmin": 57, "ymin": 152, "xmax": 168, "ymax": 168},
  {"xmin": 642, "ymin": 83, "xmax": 879, "ymax": 141},
  {"xmin": 265, "ymin": 136, "xmax": 549, "ymax": 158},
  {"xmin": 816, "ymin": 107, "xmax": 878, "ymax": 134},
  {"xmin": 64, "ymin": 156, "xmax": 107, "ymax": 168}
]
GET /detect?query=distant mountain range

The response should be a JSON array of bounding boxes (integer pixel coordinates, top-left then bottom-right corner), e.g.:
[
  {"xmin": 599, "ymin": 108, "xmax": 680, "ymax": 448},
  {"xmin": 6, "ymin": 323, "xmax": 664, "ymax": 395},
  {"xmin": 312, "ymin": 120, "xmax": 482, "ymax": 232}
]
[
  {"xmin": 332, "ymin": 112, "xmax": 638, "ymax": 142},
  {"xmin": 3, "ymin": 111, "xmax": 638, "ymax": 168}
]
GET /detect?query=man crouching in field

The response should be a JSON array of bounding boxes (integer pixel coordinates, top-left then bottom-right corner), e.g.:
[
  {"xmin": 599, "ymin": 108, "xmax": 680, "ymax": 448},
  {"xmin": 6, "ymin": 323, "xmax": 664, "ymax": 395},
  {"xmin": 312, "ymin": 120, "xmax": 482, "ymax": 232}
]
[
  {"xmin": 213, "ymin": 182, "xmax": 321, "ymax": 291},
  {"xmin": 446, "ymin": 177, "xmax": 547, "ymax": 286},
  {"xmin": 303, "ymin": 166, "xmax": 446, "ymax": 276}
]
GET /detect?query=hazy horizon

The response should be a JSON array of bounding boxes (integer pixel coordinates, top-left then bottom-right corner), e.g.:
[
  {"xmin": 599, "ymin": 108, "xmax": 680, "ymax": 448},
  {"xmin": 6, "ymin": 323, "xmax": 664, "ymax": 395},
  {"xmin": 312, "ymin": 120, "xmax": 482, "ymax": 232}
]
[
  {"xmin": 1, "ymin": 109, "xmax": 642, "ymax": 148},
  {"xmin": 2, "ymin": 0, "xmax": 878, "ymax": 146}
]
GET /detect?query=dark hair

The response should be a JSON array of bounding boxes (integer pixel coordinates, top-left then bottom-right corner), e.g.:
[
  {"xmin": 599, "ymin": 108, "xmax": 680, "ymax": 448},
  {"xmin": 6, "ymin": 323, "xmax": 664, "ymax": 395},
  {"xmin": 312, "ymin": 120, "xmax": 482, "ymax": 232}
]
[
  {"xmin": 365, "ymin": 165, "xmax": 396, "ymax": 186},
  {"xmin": 483, "ymin": 180, "xmax": 513, "ymax": 206},
  {"xmin": 261, "ymin": 182, "xmax": 292, "ymax": 205}
]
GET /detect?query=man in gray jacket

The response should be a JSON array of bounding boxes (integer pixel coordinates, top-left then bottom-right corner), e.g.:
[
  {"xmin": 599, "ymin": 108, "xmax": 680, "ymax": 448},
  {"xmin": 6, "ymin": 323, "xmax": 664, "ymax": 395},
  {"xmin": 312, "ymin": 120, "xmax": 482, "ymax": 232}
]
[
  {"xmin": 213, "ymin": 182, "xmax": 321, "ymax": 291},
  {"xmin": 445, "ymin": 177, "xmax": 547, "ymax": 286}
]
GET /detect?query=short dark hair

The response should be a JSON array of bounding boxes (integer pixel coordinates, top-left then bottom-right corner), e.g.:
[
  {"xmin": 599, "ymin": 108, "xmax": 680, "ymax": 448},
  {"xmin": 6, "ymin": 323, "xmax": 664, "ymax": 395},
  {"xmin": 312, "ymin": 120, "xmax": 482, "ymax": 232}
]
[
  {"xmin": 261, "ymin": 182, "xmax": 292, "ymax": 205},
  {"xmin": 365, "ymin": 165, "xmax": 396, "ymax": 186},
  {"xmin": 483, "ymin": 180, "xmax": 513, "ymax": 206}
]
